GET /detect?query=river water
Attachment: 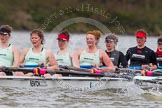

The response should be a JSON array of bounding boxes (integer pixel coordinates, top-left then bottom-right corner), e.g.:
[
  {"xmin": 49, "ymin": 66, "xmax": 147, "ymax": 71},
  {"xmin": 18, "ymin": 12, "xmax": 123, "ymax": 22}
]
[{"xmin": 1, "ymin": 31, "xmax": 162, "ymax": 108}]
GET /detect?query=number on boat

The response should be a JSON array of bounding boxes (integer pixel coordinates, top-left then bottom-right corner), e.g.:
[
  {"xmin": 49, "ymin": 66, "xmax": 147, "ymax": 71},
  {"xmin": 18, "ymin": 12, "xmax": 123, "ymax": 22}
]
[{"xmin": 30, "ymin": 80, "xmax": 47, "ymax": 87}]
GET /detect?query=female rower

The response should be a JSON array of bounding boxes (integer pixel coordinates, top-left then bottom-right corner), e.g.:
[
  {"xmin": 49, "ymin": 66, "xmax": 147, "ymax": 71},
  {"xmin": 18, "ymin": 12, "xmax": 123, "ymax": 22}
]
[
  {"xmin": 55, "ymin": 30, "xmax": 75, "ymax": 67},
  {"xmin": 14, "ymin": 29, "xmax": 59, "ymax": 76},
  {"xmin": 125, "ymin": 29, "xmax": 157, "ymax": 70},
  {"xmin": 104, "ymin": 33, "xmax": 128, "ymax": 68},
  {"xmin": 155, "ymin": 36, "xmax": 162, "ymax": 69},
  {"xmin": 74, "ymin": 30, "xmax": 115, "ymax": 72},
  {"xmin": 0, "ymin": 25, "xmax": 19, "ymax": 76}
]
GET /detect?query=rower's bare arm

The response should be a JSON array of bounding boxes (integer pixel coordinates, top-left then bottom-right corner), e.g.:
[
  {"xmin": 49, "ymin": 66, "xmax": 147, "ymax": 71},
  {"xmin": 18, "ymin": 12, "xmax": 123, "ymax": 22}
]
[
  {"xmin": 19, "ymin": 48, "xmax": 29, "ymax": 66},
  {"xmin": 73, "ymin": 49, "xmax": 83, "ymax": 68},
  {"xmin": 47, "ymin": 51, "xmax": 59, "ymax": 70},
  {"xmin": 70, "ymin": 51, "xmax": 75, "ymax": 67},
  {"xmin": 152, "ymin": 65, "xmax": 157, "ymax": 70},
  {"xmin": 12, "ymin": 45, "xmax": 20, "ymax": 67},
  {"xmin": 101, "ymin": 50, "xmax": 115, "ymax": 72}
]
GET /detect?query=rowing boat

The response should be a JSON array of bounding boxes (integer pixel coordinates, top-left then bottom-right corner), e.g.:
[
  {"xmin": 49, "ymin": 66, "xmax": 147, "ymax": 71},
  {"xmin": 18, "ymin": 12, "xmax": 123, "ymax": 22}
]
[
  {"xmin": 133, "ymin": 76, "xmax": 162, "ymax": 91},
  {"xmin": 0, "ymin": 76, "xmax": 131, "ymax": 91}
]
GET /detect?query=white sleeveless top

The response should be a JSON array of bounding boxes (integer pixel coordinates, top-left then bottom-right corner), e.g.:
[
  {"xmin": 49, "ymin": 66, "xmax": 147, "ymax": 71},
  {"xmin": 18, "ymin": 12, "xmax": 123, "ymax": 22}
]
[
  {"xmin": 55, "ymin": 51, "xmax": 72, "ymax": 66},
  {"xmin": 24, "ymin": 48, "xmax": 46, "ymax": 65},
  {"xmin": 0, "ymin": 44, "xmax": 13, "ymax": 66},
  {"xmin": 80, "ymin": 49, "xmax": 100, "ymax": 66}
]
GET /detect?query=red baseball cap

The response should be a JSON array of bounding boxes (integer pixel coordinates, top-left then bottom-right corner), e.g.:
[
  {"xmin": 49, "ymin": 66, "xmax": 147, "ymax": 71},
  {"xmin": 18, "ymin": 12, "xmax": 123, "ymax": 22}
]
[
  {"xmin": 57, "ymin": 33, "xmax": 69, "ymax": 41},
  {"xmin": 135, "ymin": 31, "xmax": 147, "ymax": 39}
]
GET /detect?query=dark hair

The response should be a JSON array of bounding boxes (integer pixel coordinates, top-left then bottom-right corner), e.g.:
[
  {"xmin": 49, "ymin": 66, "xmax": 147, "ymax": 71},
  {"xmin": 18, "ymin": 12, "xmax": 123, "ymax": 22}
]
[
  {"xmin": 59, "ymin": 30, "xmax": 70, "ymax": 38},
  {"xmin": 30, "ymin": 29, "xmax": 44, "ymax": 44},
  {"xmin": 0, "ymin": 25, "xmax": 12, "ymax": 36},
  {"xmin": 157, "ymin": 36, "xmax": 162, "ymax": 44}
]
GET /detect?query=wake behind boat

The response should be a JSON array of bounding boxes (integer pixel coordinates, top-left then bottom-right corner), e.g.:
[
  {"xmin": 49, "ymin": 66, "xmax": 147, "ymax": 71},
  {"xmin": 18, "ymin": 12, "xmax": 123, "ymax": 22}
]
[{"xmin": 0, "ymin": 76, "xmax": 131, "ymax": 91}]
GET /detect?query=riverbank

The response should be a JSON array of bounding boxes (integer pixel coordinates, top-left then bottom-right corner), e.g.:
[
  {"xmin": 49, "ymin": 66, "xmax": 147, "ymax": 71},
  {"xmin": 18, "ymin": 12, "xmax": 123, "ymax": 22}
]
[{"xmin": 0, "ymin": 0, "xmax": 162, "ymax": 35}]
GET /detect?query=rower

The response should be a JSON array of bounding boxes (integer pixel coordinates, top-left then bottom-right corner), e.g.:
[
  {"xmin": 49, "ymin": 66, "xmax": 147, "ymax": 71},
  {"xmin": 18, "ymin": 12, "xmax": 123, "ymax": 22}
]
[
  {"xmin": 104, "ymin": 33, "xmax": 128, "ymax": 68},
  {"xmin": 14, "ymin": 29, "xmax": 59, "ymax": 76},
  {"xmin": 73, "ymin": 30, "xmax": 115, "ymax": 72},
  {"xmin": 156, "ymin": 36, "xmax": 162, "ymax": 69},
  {"xmin": 125, "ymin": 29, "xmax": 157, "ymax": 71},
  {"xmin": 0, "ymin": 25, "xmax": 19, "ymax": 76},
  {"xmin": 55, "ymin": 30, "xmax": 75, "ymax": 67}
]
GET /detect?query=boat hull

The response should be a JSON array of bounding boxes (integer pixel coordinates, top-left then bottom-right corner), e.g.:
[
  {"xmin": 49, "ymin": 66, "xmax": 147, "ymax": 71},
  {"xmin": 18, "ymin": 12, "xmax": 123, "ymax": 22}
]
[
  {"xmin": 133, "ymin": 76, "xmax": 162, "ymax": 91},
  {"xmin": 0, "ymin": 76, "xmax": 131, "ymax": 91}
]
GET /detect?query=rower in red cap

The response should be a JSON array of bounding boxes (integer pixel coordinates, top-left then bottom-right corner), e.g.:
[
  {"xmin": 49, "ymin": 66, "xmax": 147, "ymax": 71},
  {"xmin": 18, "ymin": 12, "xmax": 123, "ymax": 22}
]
[
  {"xmin": 125, "ymin": 29, "xmax": 157, "ymax": 70},
  {"xmin": 155, "ymin": 36, "xmax": 162, "ymax": 69}
]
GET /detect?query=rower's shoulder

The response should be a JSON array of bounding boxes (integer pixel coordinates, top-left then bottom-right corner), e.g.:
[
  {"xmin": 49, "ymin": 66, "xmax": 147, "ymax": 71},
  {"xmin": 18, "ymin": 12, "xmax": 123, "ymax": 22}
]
[
  {"xmin": 11, "ymin": 45, "xmax": 19, "ymax": 50},
  {"xmin": 99, "ymin": 49, "xmax": 108, "ymax": 57},
  {"xmin": 144, "ymin": 46, "xmax": 154, "ymax": 51},
  {"xmin": 128, "ymin": 46, "xmax": 136, "ymax": 50},
  {"xmin": 76, "ymin": 48, "xmax": 84, "ymax": 54},
  {"xmin": 22, "ymin": 48, "xmax": 30, "ymax": 53},
  {"xmin": 99, "ymin": 49, "xmax": 106, "ymax": 53},
  {"xmin": 45, "ymin": 49, "xmax": 53, "ymax": 55}
]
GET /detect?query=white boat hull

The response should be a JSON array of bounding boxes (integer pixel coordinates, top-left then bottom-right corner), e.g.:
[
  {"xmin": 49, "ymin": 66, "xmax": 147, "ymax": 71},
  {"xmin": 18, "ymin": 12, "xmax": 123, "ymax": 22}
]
[
  {"xmin": 0, "ymin": 76, "xmax": 131, "ymax": 91},
  {"xmin": 133, "ymin": 76, "xmax": 162, "ymax": 91}
]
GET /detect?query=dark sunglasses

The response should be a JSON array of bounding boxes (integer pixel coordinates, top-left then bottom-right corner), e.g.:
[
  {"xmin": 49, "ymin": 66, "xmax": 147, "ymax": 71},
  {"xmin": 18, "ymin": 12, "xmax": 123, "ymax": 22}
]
[{"xmin": 158, "ymin": 43, "xmax": 162, "ymax": 45}]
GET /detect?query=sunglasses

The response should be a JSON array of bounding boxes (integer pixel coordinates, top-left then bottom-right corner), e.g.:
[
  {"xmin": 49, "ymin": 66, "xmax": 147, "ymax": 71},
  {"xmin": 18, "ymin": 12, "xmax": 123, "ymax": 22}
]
[
  {"xmin": 0, "ymin": 33, "xmax": 8, "ymax": 36},
  {"xmin": 158, "ymin": 43, "xmax": 162, "ymax": 45}
]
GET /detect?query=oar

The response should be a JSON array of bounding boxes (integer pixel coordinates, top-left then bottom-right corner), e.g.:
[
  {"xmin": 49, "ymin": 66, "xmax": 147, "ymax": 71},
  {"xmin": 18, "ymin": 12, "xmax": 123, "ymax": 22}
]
[
  {"xmin": 1, "ymin": 67, "xmax": 134, "ymax": 79},
  {"xmin": 119, "ymin": 68, "xmax": 162, "ymax": 76},
  {"xmin": 59, "ymin": 65, "xmax": 103, "ymax": 74},
  {"xmin": 1, "ymin": 67, "xmax": 105, "ymax": 77},
  {"xmin": 59, "ymin": 65, "xmax": 90, "ymax": 72},
  {"xmin": 117, "ymin": 68, "xmax": 141, "ymax": 74},
  {"xmin": 60, "ymin": 66, "xmax": 143, "ymax": 78}
]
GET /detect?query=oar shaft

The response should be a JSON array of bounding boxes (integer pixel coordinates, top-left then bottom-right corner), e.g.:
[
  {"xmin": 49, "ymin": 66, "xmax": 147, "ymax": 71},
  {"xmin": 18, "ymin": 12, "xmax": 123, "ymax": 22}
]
[
  {"xmin": 2, "ymin": 67, "xmax": 105, "ymax": 77},
  {"xmin": 60, "ymin": 66, "xmax": 90, "ymax": 72},
  {"xmin": 1, "ymin": 67, "xmax": 34, "ymax": 72},
  {"xmin": 46, "ymin": 70, "xmax": 104, "ymax": 77},
  {"xmin": 1, "ymin": 67, "xmax": 137, "ymax": 79},
  {"xmin": 116, "ymin": 68, "xmax": 141, "ymax": 74}
]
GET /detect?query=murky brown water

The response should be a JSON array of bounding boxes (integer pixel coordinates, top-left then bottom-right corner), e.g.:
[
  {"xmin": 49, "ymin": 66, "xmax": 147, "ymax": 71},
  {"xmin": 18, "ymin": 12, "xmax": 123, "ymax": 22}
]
[{"xmin": 0, "ymin": 87, "xmax": 162, "ymax": 108}]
